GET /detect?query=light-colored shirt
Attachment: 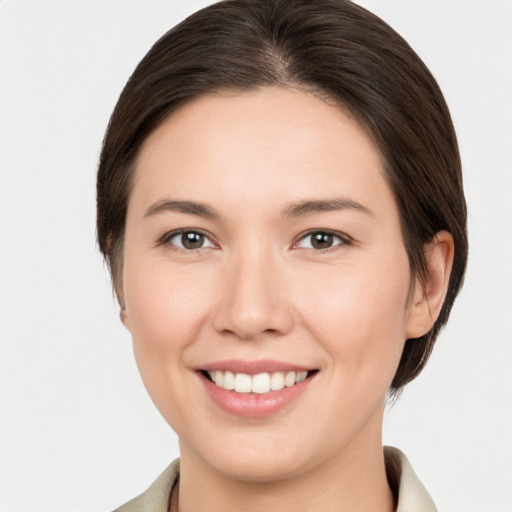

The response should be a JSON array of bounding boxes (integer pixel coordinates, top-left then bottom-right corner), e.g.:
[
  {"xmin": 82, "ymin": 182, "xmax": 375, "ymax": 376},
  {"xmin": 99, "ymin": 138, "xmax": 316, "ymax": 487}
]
[{"xmin": 113, "ymin": 446, "xmax": 437, "ymax": 512}]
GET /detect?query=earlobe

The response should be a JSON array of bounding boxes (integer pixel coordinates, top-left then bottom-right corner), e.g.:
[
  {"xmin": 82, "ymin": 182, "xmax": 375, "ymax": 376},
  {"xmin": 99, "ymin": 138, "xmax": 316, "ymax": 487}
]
[
  {"xmin": 405, "ymin": 231, "xmax": 454, "ymax": 339},
  {"xmin": 120, "ymin": 307, "xmax": 131, "ymax": 330}
]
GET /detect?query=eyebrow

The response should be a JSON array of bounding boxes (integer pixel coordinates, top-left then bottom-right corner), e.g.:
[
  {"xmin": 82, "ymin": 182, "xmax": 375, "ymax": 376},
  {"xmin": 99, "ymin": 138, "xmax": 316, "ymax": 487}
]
[
  {"xmin": 281, "ymin": 197, "xmax": 374, "ymax": 218},
  {"xmin": 143, "ymin": 196, "xmax": 373, "ymax": 220},
  {"xmin": 144, "ymin": 199, "xmax": 219, "ymax": 219}
]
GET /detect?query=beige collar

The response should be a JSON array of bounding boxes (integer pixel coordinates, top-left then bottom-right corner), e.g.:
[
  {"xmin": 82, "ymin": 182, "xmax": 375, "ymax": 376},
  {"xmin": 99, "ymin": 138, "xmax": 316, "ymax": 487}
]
[{"xmin": 385, "ymin": 446, "xmax": 437, "ymax": 512}]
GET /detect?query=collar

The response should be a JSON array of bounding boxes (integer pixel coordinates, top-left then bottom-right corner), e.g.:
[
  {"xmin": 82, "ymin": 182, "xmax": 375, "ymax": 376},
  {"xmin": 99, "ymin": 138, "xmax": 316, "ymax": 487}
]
[{"xmin": 385, "ymin": 446, "xmax": 437, "ymax": 512}]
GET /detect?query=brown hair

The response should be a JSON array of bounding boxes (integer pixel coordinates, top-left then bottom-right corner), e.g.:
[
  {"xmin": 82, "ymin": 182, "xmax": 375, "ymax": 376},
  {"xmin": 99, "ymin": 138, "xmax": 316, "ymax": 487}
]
[{"xmin": 97, "ymin": 0, "xmax": 467, "ymax": 394}]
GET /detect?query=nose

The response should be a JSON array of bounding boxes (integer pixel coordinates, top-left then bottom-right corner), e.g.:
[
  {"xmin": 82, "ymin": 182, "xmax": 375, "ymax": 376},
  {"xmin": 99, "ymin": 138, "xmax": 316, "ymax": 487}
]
[{"xmin": 212, "ymin": 248, "xmax": 295, "ymax": 340}]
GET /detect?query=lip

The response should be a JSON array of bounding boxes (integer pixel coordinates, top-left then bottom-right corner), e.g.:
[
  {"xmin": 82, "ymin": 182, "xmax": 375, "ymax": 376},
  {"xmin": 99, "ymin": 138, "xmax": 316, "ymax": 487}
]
[
  {"xmin": 197, "ymin": 360, "xmax": 317, "ymax": 418},
  {"xmin": 199, "ymin": 359, "xmax": 312, "ymax": 374}
]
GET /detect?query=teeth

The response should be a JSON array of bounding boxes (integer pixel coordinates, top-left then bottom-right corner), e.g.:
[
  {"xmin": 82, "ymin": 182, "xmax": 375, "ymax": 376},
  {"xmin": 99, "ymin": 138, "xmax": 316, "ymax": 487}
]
[
  {"xmin": 284, "ymin": 371, "xmax": 296, "ymax": 387},
  {"xmin": 270, "ymin": 372, "xmax": 285, "ymax": 391},
  {"xmin": 234, "ymin": 373, "xmax": 252, "ymax": 393},
  {"xmin": 207, "ymin": 370, "xmax": 309, "ymax": 394},
  {"xmin": 252, "ymin": 373, "xmax": 271, "ymax": 394},
  {"xmin": 213, "ymin": 370, "xmax": 224, "ymax": 387},
  {"xmin": 223, "ymin": 371, "xmax": 235, "ymax": 390},
  {"xmin": 296, "ymin": 371, "xmax": 308, "ymax": 383}
]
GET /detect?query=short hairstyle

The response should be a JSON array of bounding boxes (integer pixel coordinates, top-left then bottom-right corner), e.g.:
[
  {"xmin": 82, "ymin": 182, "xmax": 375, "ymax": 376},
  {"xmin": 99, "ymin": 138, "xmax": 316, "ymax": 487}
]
[{"xmin": 97, "ymin": 0, "xmax": 468, "ymax": 395}]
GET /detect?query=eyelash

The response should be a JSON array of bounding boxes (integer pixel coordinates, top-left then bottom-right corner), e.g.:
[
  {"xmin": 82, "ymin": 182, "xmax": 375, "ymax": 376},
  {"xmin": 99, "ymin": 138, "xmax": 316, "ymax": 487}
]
[{"xmin": 159, "ymin": 229, "xmax": 352, "ymax": 252}]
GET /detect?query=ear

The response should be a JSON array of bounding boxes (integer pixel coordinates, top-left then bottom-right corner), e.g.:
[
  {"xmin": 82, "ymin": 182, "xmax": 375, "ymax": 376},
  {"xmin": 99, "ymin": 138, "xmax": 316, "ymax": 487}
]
[
  {"xmin": 406, "ymin": 231, "xmax": 454, "ymax": 339},
  {"xmin": 120, "ymin": 306, "xmax": 131, "ymax": 331}
]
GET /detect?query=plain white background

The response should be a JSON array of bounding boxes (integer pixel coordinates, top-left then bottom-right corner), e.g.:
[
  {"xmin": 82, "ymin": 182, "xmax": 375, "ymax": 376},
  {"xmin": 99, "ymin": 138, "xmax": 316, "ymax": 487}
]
[{"xmin": 0, "ymin": 1, "xmax": 511, "ymax": 511}]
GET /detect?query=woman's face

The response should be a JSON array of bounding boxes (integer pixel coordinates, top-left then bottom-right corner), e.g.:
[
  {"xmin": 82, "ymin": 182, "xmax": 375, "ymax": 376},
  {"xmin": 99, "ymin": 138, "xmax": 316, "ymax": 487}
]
[{"xmin": 122, "ymin": 87, "xmax": 420, "ymax": 481}]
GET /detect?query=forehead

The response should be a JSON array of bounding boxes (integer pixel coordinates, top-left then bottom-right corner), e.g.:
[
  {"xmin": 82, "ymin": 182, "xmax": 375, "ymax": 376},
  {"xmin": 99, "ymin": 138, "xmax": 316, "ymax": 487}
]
[{"xmin": 132, "ymin": 87, "xmax": 392, "ymax": 217}]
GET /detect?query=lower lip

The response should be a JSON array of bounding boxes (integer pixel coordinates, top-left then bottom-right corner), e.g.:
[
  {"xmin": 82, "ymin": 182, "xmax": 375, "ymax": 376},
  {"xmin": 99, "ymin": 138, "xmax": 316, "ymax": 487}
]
[{"xmin": 200, "ymin": 373, "xmax": 314, "ymax": 418}]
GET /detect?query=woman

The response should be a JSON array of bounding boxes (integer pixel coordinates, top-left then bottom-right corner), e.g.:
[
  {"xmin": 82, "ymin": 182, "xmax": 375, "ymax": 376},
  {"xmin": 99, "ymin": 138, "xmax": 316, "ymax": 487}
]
[{"xmin": 97, "ymin": 0, "xmax": 467, "ymax": 510}]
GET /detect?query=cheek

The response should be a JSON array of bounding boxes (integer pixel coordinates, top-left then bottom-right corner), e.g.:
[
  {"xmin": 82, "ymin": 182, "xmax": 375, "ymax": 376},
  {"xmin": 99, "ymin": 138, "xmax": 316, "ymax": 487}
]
[
  {"xmin": 298, "ymin": 254, "xmax": 411, "ymax": 380},
  {"xmin": 123, "ymin": 258, "xmax": 216, "ymax": 369},
  {"xmin": 122, "ymin": 258, "xmax": 221, "ymax": 425}
]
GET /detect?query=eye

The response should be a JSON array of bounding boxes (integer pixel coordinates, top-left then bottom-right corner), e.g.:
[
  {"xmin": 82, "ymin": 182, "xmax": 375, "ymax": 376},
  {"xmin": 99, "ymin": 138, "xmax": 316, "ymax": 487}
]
[
  {"xmin": 295, "ymin": 230, "xmax": 349, "ymax": 251},
  {"xmin": 163, "ymin": 230, "xmax": 216, "ymax": 250}
]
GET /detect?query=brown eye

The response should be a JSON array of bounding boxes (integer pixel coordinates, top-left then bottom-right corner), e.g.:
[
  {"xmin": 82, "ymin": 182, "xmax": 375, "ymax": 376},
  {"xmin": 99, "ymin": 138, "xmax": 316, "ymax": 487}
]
[
  {"xmin": 296, "ymin": 231, "xmax": 347, "ymax": 251},
  {"xmin": 182, "ymin": 232, "xmax": 204, "ymax": 249},
  {"xmin": 166, "ymin": 230, "xmax": 215, "ymax": 250},
  {"xmin": 311, "ymin": 232, "xmax": 334, "ymax": 249}
]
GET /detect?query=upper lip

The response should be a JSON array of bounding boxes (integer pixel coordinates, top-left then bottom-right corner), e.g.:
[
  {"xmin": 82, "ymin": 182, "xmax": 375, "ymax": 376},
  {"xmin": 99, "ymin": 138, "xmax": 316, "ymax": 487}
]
[{"xmin": 199, "ymin": 359, "xmax": 314, "ymax": 374}]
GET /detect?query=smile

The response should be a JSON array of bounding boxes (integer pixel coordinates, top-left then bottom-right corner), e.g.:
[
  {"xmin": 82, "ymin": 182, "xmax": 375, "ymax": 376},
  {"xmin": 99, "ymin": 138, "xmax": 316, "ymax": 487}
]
[
  {"xmin": 198, "ymin": 362, "xmax": 317, "ymax": 418},
  {"xmin": 206, "ymin": 370, "xmax": 309, "ymax": 394}
]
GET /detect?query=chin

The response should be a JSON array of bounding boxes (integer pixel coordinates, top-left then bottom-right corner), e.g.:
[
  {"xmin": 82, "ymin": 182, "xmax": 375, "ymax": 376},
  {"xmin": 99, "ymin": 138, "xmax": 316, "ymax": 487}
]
[
  {"xmin": 213, "ymin": 454, "xmax": 308, "ymax": 483},
  {"xmin": 191, "ymin": 430, "xmax": 323, "ymax": 484}
]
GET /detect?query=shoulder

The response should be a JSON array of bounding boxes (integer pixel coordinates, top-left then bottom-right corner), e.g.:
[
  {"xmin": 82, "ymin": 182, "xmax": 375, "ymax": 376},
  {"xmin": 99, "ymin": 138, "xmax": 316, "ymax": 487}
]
[
  {"xmin": 112, "ymin": 459, "xmax": 179, "ymax": 512},
  {"xmin": 385, "ymin": 446, "xmax": 437, "ymax": 512}
]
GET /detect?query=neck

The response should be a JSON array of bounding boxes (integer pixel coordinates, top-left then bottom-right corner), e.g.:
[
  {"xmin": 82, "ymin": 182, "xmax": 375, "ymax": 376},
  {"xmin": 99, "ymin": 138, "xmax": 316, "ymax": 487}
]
[{"xmin": 176, "ymin": 427, "xmax": 395, "ymax": 512}]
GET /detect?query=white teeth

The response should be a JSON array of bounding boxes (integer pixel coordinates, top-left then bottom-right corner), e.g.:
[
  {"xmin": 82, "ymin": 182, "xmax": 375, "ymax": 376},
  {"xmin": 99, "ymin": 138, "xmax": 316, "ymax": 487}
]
[
  {"xmin": 213, "ymin": 370, "xmax": 224, "ymax": 387},
  {"xmin": 284, "ymin": 371, "xmax": 296, "ymax": 387},
  {"xmin": 207, "ymin": 370, "xmax": 309, "ymax": 394},
  {"xmin": 223, "ymin": 371, "xmax": 235, "ymax": 390},
  {"xmin": 234, "ymin": 373, "xmax": 252, "ymax": 393},
  {"xmin": 252, "ymin": 373, "xmax": 271, "ymax": 394},
  {"xmin": 270, "ymin": 372, "xmax": 285, "ymax": 391},
  {"xmin": 296, "ymin": 371, "xmax": 308, "ymax": 383}
]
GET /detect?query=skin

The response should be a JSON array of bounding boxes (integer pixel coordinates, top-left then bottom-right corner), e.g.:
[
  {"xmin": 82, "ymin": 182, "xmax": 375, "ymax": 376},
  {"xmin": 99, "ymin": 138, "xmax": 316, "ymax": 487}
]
[{"xmin": 121, "ymin": 87, "xmax": 453, "ymax": 512}]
